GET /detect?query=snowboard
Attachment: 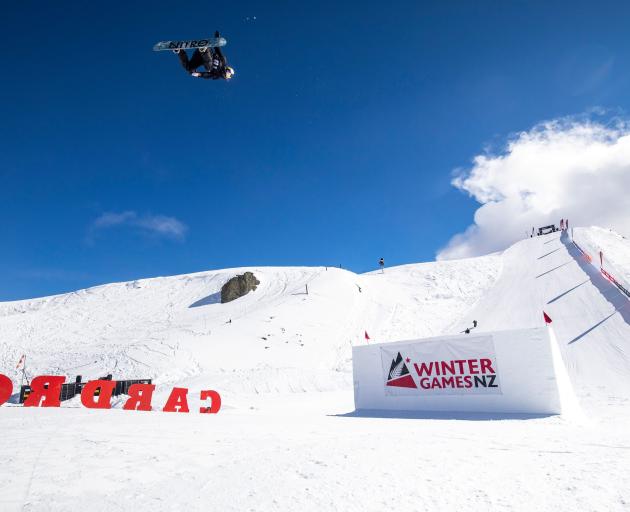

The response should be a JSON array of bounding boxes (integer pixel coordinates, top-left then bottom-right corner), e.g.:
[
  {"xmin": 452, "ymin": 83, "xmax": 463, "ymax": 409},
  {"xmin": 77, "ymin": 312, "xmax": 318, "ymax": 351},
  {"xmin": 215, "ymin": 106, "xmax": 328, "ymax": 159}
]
[{"xmin": 153, "ymin": 36, "xmax": 227, "ymax": 52}]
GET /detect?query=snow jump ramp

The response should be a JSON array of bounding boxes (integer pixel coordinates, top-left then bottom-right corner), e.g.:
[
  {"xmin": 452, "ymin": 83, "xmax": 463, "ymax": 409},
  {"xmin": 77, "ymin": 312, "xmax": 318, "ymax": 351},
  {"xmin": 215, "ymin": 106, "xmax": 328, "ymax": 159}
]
[{"xmin": 353, "ymin": 326, "xmax": 577, "ymax": 416}]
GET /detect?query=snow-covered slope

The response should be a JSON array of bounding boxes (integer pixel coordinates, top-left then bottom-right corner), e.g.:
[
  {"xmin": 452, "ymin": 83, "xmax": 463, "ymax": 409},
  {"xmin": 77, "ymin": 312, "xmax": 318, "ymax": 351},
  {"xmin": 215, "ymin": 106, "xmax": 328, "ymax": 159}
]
[
  {"xmin": 0, "ymin": 256, "xmax": 501, "ymax": 403},
  {"xmin": 3, "ymin": 226, "xmax": 628, "ymax": 407},
  {"xmin": 2, "ymin": 227, "xmax": 630, "ymax": 512}
]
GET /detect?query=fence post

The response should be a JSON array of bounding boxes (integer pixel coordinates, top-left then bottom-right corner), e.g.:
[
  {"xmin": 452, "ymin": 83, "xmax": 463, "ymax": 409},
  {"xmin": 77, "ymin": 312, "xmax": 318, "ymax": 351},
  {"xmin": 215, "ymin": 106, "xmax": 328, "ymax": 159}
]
[{"xmin": 19, "ymin": 385, "xmax": 31, "ymax": 404}]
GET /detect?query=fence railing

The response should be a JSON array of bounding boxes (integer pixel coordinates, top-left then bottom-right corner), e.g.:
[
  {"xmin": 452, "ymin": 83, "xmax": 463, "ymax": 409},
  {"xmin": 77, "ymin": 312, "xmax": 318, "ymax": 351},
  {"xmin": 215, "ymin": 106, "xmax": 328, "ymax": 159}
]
[
  {"xmin": 600, "ymin": 267, "xmax": 630, "ymax": 299},
  {"xmin": 570, "ymin": 231, "xmax": 630, "ymax": 300},
  {"xmin": 19, "ymin": 375, "xmax": 153, "ymax": 404}
]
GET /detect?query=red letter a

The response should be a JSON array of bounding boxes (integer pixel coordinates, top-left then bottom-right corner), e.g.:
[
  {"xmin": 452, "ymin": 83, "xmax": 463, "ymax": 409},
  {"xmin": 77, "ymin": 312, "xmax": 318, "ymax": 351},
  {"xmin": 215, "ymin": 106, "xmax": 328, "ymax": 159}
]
[
  {"xmin": 123, "ymin": 383, "xmax": 155, "ymax": 411},
  {"xmin": 23, "ymin": 375, "xmax": 66, "ymax": 407},
  {"xmin": 162, "ymin": 387, "xmax": 190, "ymax": 413},
  {"xmin": 81, "ymin": 380, "xmax": 116, "ymax": 409}
]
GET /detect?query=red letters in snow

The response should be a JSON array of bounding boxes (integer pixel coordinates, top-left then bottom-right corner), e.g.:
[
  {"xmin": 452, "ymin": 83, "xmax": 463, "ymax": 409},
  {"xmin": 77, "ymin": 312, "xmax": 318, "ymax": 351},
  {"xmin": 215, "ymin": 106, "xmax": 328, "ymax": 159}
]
[
  {"xmin": 23, "ymin": 375, "xmax": 66, "ymax": 407},
  {"xmin": 0, "ymin": 374, "xmax": 13, "ymax": 406},
  {"xmin": 199, "ymin": 390, "xmax": 221, "ymax": 414},
  {"xmin": 123, "ymin": 383, "xmax": 156, "ymax": 411},
  {"xmin": 81, "ymin": 380, "xmax": 117, "ymax": 409},
  {"xmin": 163, "ymin": 387, "xmax": 190, "ymax": 413},
  {"xmin": 0, "ymin": 373, "xmax": 222, "ymax": 414},
  {"xmin": 159, "ymin": 388, "xmax": 222, "ymax": 413}
]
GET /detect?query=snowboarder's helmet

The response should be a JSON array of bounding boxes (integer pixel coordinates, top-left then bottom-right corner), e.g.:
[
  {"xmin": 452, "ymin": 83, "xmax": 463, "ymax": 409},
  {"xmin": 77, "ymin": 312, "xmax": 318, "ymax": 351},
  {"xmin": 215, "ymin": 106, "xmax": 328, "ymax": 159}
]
[{"xmin": 225, "ymin": 66, "xmax": 235, "ymax": 79}]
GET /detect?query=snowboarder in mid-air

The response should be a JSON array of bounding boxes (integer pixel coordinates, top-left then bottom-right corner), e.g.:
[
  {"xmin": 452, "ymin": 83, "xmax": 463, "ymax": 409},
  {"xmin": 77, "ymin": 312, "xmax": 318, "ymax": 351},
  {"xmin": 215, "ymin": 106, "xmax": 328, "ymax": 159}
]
[{"xmin": 174, "ymin": 31, "xmax": 235, "ymax": 80}]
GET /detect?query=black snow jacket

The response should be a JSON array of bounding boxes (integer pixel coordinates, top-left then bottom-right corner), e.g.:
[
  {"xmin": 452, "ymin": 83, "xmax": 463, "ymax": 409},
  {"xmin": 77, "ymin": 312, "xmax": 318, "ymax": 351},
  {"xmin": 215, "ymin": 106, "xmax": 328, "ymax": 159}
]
[{"xmin": 178, "ymin": 47, "xmax": 228, "ymax": 80}]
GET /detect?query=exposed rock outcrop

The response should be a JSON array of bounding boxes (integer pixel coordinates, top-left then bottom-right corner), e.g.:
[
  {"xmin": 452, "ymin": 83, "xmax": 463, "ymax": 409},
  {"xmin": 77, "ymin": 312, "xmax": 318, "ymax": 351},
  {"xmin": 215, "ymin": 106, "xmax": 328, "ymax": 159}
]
[{"xmin": 220, "ymin": 272, "xmax": 260, "ymax": 303}]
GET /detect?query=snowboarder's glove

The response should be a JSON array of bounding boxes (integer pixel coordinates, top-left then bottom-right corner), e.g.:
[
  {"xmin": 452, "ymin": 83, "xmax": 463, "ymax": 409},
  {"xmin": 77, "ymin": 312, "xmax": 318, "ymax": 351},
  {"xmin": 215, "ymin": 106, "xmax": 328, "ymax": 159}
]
[{"xmin": 191, "ymin": 72, "xmax": 201, "ymax": 77}]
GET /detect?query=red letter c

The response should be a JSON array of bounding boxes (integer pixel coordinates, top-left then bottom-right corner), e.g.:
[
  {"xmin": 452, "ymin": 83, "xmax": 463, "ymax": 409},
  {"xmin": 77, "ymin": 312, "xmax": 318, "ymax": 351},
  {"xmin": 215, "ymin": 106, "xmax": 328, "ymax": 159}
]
[{"xmin": 199, "ymin": 390, "xmax": 221, "ymax": 414}]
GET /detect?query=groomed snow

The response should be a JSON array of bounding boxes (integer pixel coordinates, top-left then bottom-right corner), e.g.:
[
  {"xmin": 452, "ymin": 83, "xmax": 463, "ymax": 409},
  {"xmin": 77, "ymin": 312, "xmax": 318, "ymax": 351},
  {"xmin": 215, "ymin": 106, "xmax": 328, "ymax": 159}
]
[{"xmin": 1, "ymin": 227, "xmax": 630, "ymax": 511}]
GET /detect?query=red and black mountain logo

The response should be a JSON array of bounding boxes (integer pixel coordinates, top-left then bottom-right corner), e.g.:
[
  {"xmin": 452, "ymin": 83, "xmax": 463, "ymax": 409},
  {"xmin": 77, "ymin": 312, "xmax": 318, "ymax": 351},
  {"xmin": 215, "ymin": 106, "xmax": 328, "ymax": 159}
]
[{"xmin": 386, "ymin": 352, "xmax": 417, "ymax": 388}]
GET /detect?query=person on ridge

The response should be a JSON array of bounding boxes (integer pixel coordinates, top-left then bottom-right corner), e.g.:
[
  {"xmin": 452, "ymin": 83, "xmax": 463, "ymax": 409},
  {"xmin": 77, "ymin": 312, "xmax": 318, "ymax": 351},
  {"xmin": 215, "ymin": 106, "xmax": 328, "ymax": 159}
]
[
  {"xmin": 174, "ymin": 31, "xmax": 235, "ymax": 80},
  {"xmin": 378, "ymin": 258, "xmax": 385, "ymax": 273},
  {"xmin": 463, "ymin": 320, "xmax": 478, "ymax": 334}
]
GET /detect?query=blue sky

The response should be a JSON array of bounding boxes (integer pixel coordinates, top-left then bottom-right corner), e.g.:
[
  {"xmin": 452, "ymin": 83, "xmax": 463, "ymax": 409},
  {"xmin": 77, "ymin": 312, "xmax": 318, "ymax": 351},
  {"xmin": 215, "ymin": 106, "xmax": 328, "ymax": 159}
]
[{"xmin": 2, "ymin": 0, "xmax": 630, "ymax": 300}]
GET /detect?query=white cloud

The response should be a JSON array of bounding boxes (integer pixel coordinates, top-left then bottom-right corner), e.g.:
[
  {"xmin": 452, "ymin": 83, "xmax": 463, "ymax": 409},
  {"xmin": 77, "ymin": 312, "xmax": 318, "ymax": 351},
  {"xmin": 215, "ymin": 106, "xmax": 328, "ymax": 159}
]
[
  {"xmin": 89, "ymin": 211, "xmax": 187, "ymax": 242},
  {"xmin": 438, "ymin": 118, "xmax": 630, "ymax": 260},
  {"xmin": 134, "ymin": 214, "xmax": 188, "ymax": 238},
  {"xmin": 92, "ymin": 211, "xmax": 137, "ymax": 229}
]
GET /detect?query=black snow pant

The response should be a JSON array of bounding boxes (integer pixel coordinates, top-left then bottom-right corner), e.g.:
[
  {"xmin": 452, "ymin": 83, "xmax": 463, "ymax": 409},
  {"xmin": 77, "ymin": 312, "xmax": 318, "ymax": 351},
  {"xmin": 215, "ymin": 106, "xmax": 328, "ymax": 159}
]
[{"xmin": 178, "ymin": 49, "xmax": 205, "ymax": 73}]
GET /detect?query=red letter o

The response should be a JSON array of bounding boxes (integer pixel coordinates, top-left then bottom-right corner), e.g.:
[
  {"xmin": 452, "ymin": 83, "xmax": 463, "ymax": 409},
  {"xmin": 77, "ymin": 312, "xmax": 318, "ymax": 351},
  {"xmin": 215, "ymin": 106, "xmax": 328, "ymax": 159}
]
[{"xmin": 0, "ymin": 374, "xmax": 13, "ymax": 406}]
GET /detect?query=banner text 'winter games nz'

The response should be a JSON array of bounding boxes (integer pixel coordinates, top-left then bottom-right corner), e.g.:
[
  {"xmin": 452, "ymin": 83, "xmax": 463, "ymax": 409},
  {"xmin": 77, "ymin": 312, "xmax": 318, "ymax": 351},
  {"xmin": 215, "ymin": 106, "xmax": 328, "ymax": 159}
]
[{"xmin": 381, "ymin": 336, "xmax": 501, "ymax": 395}]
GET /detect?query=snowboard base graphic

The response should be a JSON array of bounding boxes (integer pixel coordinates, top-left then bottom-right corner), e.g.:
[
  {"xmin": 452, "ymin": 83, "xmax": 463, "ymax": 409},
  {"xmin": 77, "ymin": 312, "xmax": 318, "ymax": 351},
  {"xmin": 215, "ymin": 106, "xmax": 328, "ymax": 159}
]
[{"xmin": 153, "ymin": 36, "xmax": 227, "ymax": 52}]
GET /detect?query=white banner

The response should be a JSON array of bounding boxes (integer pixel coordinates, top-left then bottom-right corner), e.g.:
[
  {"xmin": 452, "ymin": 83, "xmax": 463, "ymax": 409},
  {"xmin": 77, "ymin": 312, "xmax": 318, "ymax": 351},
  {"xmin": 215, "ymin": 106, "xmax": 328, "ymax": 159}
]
[{"xmin": 380, "ymin": 335, "xmax": 501, "ymax": 396}]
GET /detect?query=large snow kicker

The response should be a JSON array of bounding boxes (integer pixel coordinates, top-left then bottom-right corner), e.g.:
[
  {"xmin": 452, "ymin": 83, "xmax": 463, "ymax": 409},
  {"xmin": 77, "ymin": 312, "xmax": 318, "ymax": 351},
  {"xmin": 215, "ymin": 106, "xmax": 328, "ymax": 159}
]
[{"xmin": 452, "ymin": 229, "xmax": 630, "ymax": 407}]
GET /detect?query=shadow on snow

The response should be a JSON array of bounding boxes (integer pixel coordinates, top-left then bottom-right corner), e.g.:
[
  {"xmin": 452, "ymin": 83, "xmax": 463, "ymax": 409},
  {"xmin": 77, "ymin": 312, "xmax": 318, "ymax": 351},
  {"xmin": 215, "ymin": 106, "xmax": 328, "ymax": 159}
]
[
  {"xmin": 547, "ymin": 280, "xmax": 589, "ymax": 304},
  {"xmin": 189, "ymin": 292, "xmax": 221, "ymax": 308},
  {"xmin": 333, "ymin": 409, "xmax": 554, "ymax": 421},
  {"xmin": 538, "ymin": 247, "xmax": 562, "ymax": 260},
  {"xmin": 536, "ymin": 261, "xmax": 571, "ymax": 279}
]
